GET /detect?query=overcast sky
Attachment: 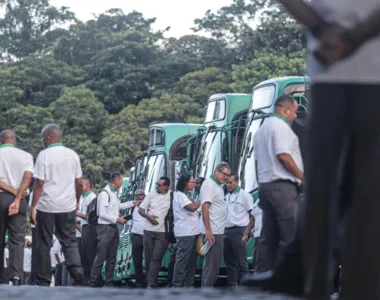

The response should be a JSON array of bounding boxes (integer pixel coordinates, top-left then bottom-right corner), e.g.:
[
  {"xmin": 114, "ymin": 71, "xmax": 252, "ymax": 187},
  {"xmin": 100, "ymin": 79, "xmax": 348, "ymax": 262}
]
[{"xmin": 50, "ymin": 0, "xmax": 234, "ymax": 38}]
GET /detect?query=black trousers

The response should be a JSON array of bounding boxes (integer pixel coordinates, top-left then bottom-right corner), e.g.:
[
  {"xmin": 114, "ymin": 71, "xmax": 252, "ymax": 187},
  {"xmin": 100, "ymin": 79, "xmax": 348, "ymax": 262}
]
[
  {"xmin": 30, "ymin": 226, "xmax": 37, "ymax": 283},
  {"xmin": 82, "ymin": 224, "xmax": 98, "ymax": 281},
  {"xmin": 131, "ymin": 233, "xmax": 145, "ymax": 287},
  {"xmin": 35, "ymin": 209, "xmax": 83, "ymax": 286},
  {"xmin": 76, "ymin": 236, "xmax": 85, "ymax": 277},
  {"xmin": 90, "ymin": 224, "xmax": 119, "ymax": 284},
  {"xmin": 256, "ymin": 181, "xmax": 299, "ymax": 273},
  {"xmin": 300, "ymin": 83, "xmax": 380, "ymax": 300},
  {"xmin": 0, "ymin": 192, "xmax": 27, "ymax": 282}
]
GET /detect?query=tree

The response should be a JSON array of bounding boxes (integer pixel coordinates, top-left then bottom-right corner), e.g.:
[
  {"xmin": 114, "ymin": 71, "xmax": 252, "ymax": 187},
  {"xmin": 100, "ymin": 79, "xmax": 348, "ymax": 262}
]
[
  {"xmin": 174, "ymin": 67, "xmax": 232, "ymax": 106},
  {"xmin": 0, "ymin": 0, "xmax": 75, "ymax": 60},
  {"xmin": 4, "ymin": 104, "xmax": 53, "ymax": 156},
  {"xmin": 102, "ymin": 93, "xmax": 204, "ymax": 169},
  {"xmin": 230, "ymin": 50, "xmax": 306, "ymax": 92},
  {"xmin": 48, "ymin": 85, "xmax": 108, "ymax": 142},
  {"xmin": 4, "ymin": 54, "xmax": 85, "ymax": 107}
]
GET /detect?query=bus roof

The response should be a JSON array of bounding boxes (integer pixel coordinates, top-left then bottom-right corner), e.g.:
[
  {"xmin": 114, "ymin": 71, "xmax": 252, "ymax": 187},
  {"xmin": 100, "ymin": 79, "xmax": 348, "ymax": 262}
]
[
  {"xmin": 206, "ymin": 93, "xmax": 252, "ymax": 126},
  {"xmin": 254, "ymin": 76, "xmax": 309, "ymax": 89},
  {"xmin": 149, "ymin": 123, "xmax": 203, "ymax": 129}
]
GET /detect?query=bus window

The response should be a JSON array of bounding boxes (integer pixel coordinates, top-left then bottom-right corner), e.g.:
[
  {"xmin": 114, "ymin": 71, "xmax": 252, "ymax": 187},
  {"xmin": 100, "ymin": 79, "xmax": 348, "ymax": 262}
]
[
  {"xmin": 251, "ymin": 85, "xmax": 275, "ymax": 110},
  {"xmin": 148, "ymin": 129, "xmax": 165, "ymax": 147},
  {"xmin": 205, "ymin": 99, "xmax": 226, "ymax": 123},
  {"xmin": 144, "ymin": 154, "xmax": 166, "ymax": 194}
]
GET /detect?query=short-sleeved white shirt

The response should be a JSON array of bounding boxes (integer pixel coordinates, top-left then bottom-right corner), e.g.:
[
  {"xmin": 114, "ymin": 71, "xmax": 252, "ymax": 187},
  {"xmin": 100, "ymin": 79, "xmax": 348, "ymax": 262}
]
[
  {"xmin": 254, "ymin": 116, "xmax": 303, "ymax": 184},
  {"xmin": 225, "ymin": 187, "xmax": 254, "ymax": 228},
  {"xmin": 199, "ymin": 176, "xmax": 227, "ymax": 235},
  {"xmin": 131, "ymin": 205, "xmax": 147, "ymax": 235},
  {"xmin": 0, "ymin": 144, "xmax": 34, "ymax": 191},
  {"xmin": 139, "ymin": 191, "xmax": 171, "ymax": 233},
  {"xmin": 251, "ymin": 199, "xmax": 263, "ymax": 238},
  {"xmin": 173, "ymin": 191, "xmax": 200, "ymax": 237},
  {"xmin": 4, "ymin": 247, "xmax": 9, "ymax": 268},
  {"xmin": 308, "ymin": 0, "xmax": 380, "ymax": 84},
  {"xmin": 34, "ymin": 144, "xmax": 82, "ymax": 213},
  {"xmin": 79, "ymin": 191, "xmax": 96, "ymax": 225}
]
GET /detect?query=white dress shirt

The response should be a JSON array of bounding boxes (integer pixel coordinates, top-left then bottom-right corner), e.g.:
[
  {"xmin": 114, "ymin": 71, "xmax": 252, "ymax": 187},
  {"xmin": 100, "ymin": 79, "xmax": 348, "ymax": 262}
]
[{"xmin": 98, "ymin": 184, "xmax": 135, "ymax": 224}]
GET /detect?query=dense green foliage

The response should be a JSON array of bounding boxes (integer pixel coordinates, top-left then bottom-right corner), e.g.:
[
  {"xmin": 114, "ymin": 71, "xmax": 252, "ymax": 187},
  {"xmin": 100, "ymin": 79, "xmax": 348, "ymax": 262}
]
[{"xmin": 0, "ymin": 0, "xmax": 306, "ymax": 186}]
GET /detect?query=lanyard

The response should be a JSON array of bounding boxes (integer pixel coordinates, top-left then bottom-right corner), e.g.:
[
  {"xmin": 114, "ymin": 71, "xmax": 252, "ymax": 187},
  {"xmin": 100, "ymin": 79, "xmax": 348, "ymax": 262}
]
[{"xmin": 226, "ymin": 190, "xmax": 241, "ymax": 204}]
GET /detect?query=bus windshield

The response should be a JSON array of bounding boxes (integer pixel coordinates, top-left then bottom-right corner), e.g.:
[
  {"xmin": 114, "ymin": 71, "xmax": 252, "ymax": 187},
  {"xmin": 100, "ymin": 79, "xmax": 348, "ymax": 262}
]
[
  {"xmin": 197, "ymin": 130, "xmax": 222, "ymax": 178},
  {"xmin": 251, "ymin": 85, "xmax": 275, "ymax": 111},
  {"xmin": 204, "ymin": 99, "xmax": 226, "ymax": 123},
  {"xmin": 238, "ymin": 118, "xmax": 262, "ymax": 193},
  {"xmin": 144, "ymin": 153, "xmax": 165, "ymax": 194}
]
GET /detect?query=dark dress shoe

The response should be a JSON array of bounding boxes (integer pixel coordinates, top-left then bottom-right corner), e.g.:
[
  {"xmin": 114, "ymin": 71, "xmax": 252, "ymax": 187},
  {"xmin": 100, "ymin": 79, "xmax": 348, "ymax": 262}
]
[
  {"xmin": 12, "ymin": 277, "xmax": 21, "ymax": 286},
  {"xmin": 72, "ymin": 268, "xmax": 85, "ymax": 286},
  {"xmin": 241, "ymin": 271, "xmax": 304, "ymax": 297}
]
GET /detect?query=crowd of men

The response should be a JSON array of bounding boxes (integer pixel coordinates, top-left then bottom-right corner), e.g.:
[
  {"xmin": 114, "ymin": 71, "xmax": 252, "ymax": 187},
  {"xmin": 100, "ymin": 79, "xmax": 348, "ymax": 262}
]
[
  {"xmin": 2, "ymin": 0, "xmax": 380, "ymax": 299},
  {"xmin": 0, "ymin": 108, "xmax": 299, "ymax": 291}
]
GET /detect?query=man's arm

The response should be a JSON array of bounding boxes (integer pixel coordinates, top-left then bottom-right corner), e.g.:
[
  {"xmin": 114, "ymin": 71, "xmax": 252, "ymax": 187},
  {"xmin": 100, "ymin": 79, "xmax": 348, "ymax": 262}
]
[
  {"xmin": 255, "ymin": 160, "xmax": 259, "ymax": 184},
  {"xmin": 0, "ymin": 181, "xmax": 17, "ymax": 195},
  {"xmin": 277, "ymin": 153, "xmax": 304, "ymax": 182},
  {"xmin": 277, "ymin": 0, "xmax": 328, "ymax": 37},
  {"xmin": 75, "ymin": 178, "xmax": 83, "ymax": 205},
  {"xmin": 344, "ymin": 7, "xmax": 380, "ymax": 48},
  {"xmin": 31, "ymin": 179, "xmax": 44, "ymax": 211},
  {"xmin": 14, "ymin": 171, "xmax": 33, "ymax": 202}
]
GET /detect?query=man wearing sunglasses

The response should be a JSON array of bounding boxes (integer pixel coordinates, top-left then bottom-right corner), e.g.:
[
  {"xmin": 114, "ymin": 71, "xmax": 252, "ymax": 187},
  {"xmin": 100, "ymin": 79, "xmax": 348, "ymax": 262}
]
[
  {"xmin": 138, "ymin": 177, "xmax": 171, "ymax": 288},
  {"xmin": 199, "ymin": 162, "xmax": 231, "ymax": 287}
]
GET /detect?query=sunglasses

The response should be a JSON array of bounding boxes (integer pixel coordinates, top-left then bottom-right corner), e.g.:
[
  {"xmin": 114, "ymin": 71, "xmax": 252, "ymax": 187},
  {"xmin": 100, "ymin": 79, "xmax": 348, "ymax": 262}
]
[{"xmin": 218, "ymin": 169, "xmax": 230, "ymax": 177}]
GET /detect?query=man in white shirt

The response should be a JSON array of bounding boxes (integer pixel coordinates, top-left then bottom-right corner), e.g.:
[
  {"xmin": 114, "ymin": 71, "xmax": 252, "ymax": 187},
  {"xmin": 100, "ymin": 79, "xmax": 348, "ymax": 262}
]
[
  {"xmin": 138, "ymin": 177, "xmax": 171, "ymax": 288},
  {"xmin": 76, "ymin": 178, "xmax": 97, "ymax": 281},
  {"xmin": 224, "ymin": 173, "xmax": 253, "ymax": 287},
  {"xmin": 251, "ymin": 95, "xmax": 303, "ymax": 276},
  {"xmin": 242, "ymin": 2, "xmax": 380, "ymax": 299},
  {"xmin": 275, "ymin": 1, "xmax": 380, "ymax": 299},
  {"xmin": 0, "ymin": 130, "xmax": 34, "ymax": 285},
  {"xmin": 130, "ymin": 189, "xmax": 146, "ymax": 288},
  {"xmin": 31, "ymin": 124, "xmax": 84, "ymax": 286},
  {"xmin": 88, "ymin": 172, "xmax": 140, "ymax": 287},
  {"xmin": 200, "ymin": 162, "xmax": 231, "ymax": 287}
]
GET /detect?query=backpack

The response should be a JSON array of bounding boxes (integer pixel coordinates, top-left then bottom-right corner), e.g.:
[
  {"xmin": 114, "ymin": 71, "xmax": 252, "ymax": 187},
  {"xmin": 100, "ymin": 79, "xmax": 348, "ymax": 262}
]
[
  {"xmin": 164, "ymin": 191, "xmax": 176, "ymax": 243},
  {"xmin": 87, "ymin": 190, "xmax": 110, "ymax": 225}
]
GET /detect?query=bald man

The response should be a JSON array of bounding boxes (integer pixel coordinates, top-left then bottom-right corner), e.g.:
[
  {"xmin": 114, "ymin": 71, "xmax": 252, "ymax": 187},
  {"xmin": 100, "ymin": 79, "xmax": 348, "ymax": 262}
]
[
  {"xmin": 31, "ymin": 124, "xmax": 84, "ymax": 286},
  {"xmin": 0, "ymin": 130, "xmax": 34, "ymax": 285}
]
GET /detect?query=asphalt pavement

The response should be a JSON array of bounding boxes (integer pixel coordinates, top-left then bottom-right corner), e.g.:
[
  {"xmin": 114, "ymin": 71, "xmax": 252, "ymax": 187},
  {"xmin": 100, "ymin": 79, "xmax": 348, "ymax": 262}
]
[{"xmin": 0, "ymin": 285, "xmax": 302, "ymax": 299}]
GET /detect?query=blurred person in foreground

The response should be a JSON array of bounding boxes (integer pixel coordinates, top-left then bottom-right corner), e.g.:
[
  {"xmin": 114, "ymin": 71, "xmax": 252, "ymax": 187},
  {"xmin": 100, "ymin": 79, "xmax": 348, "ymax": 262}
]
[{"xmin": 242, "ymin": 1, "xmax": 380, "ymax": 300}]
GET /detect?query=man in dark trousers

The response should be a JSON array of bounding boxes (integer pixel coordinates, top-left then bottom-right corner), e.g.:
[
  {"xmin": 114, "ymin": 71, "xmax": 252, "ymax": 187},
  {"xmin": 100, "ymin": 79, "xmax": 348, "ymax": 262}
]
[
  {"xmin": 242, "ymin": 1, "xmax": 380, "ymax": 300},
  {"xmin": 76, "ymin": 178, "xmax": 97, "ymax": 281},
  {"xmin": 0, "ymin": 130, "xmax": 34, "ymax": 285},
  {"xmin": 31, "ymin": 124, "xmax": 85, "ymax": 286}
]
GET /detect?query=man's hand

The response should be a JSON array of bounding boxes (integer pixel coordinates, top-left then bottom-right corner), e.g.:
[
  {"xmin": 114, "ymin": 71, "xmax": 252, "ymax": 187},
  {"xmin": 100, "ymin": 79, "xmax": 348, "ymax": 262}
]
[
  {"xmin": 205, "ymin": 229, "xmax": 215, "ymax": 244},
  {"xmin": 8, "ymin": 200, "xmax": 20, "ymax": 216},
  {"xmin": 314, "ymin": 25, "xmax": 358, "ymax": 65},
  {"xmin": 147, "ymin": 215, "xmax": 159, "ymax": 225},
  {"xmin": 31, "ymin": 207, "xmax": 37, "ymax": 225},
  {"xmin": 133, "ymin": 200, "xmax": 142, "ymax": 206},
  {"xmin": 116, "ymin": 217, "xmax": 127, "ymax": 225},
  {"xmin": 242, "ymin": 231, "xmax": 253, "ymax": 245}
]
